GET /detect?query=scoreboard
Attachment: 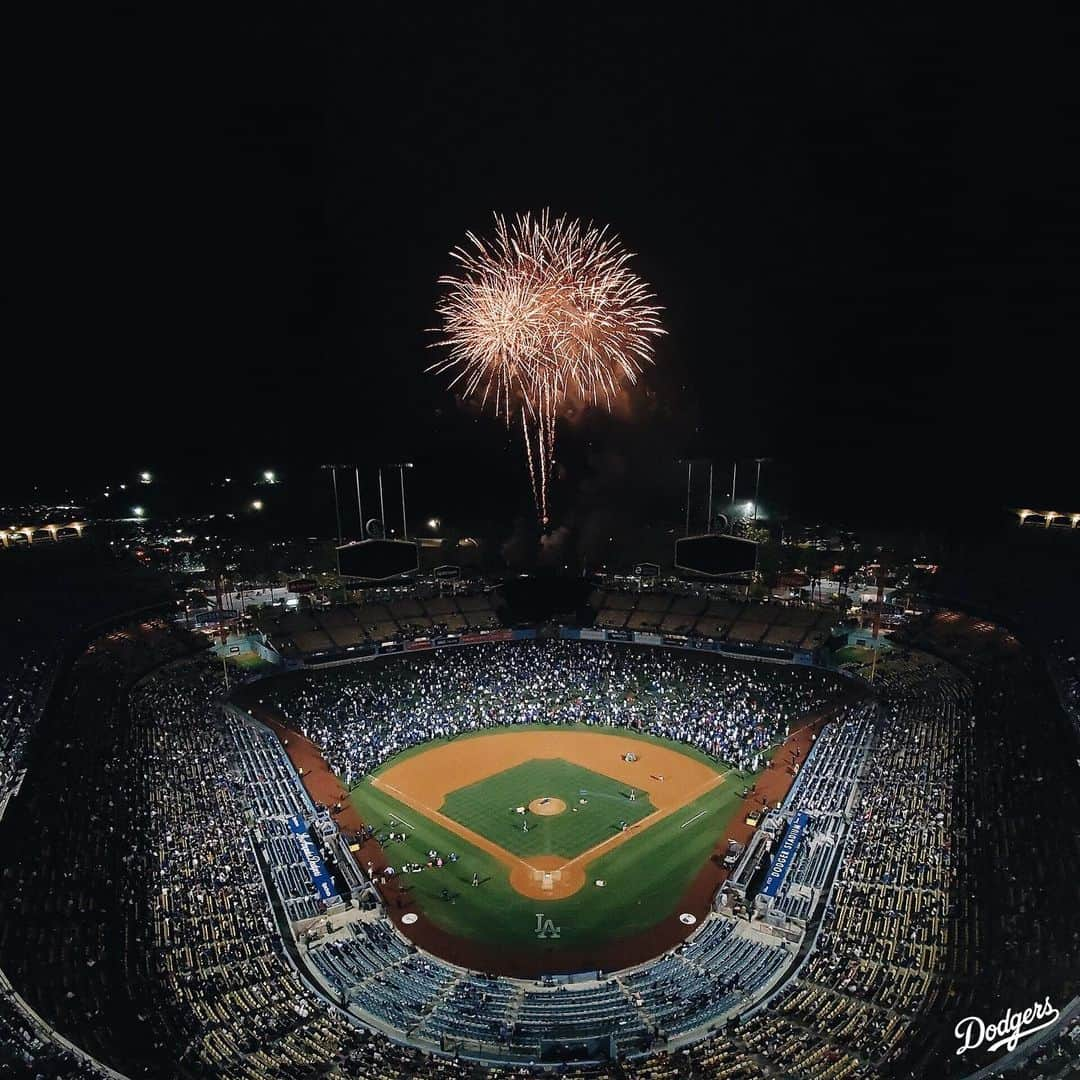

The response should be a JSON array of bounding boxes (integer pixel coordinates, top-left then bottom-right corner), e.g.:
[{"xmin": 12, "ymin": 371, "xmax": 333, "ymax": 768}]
[{"xmin": 674, "ymin": 533, "xmax": 757, "ymax": 577}]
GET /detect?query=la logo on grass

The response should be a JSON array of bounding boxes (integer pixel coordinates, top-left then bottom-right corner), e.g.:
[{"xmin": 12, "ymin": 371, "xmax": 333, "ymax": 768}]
[{"xmin": 535, "ymin": 913, "xmax": 561, "ymax": 939}]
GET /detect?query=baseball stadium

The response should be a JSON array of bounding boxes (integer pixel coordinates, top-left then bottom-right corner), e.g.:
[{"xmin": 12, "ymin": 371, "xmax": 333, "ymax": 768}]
[
  {"xmin": 9, "ymin": 3, "xmax": 1080, "ymax": 1077},
  {"xmin": 243, "ymin": 636, "xmax": 850, "ymax": 980},
  {"xmin": 2, "ymin": 561, "xmax": 1079, "ymax": 1080}
]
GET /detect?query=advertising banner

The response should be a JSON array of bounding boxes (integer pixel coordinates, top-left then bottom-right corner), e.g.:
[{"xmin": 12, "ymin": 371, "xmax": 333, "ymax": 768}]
[
  {"xmin": 287, "ymin": 816, "xmax": 338, "ymax": 903},
  {"xmin": 761, "ymin": 811, "xmax": 809, "ymax": 900}
]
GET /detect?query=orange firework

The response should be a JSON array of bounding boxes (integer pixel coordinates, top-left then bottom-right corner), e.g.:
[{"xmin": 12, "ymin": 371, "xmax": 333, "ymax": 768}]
[{"xmin": 430, "ymin": 211, "xmax": 664, "ymax": 524}]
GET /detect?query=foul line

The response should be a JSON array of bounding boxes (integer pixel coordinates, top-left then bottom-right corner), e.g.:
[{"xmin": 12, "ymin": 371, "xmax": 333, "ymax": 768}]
[
  {"xmin": 374, "ymin": 780, "xmax": 521, "ymax": 870},
  {"xmin": 372, "ymin": 766, "xmax": 729, "ymax": 895},
  {"xmin": 552, "ymin": 770, "xmax": 727, "ymax": 876},
  {"xmin": 680, "ymin": 808, "xmax": 709, "ymax": 829}
]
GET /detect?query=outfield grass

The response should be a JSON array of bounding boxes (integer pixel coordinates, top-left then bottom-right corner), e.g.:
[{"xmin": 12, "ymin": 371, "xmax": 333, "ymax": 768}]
[
  {"xmin": 440, "ymin": 758, "xmax": 655, "ymax": 859},
  {"xmin": 349, "ymin": 731, "xmax": 757, "ymax": 954}
]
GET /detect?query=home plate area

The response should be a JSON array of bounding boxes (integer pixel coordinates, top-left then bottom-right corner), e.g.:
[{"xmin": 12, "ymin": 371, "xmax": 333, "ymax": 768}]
[{"xmin": 535, "ymin": 867, "xmax": 561, "ymax": 891}]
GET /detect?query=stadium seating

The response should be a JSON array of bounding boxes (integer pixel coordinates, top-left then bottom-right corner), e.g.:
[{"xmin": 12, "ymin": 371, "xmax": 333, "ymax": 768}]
[
  {"xmin": 3, "ymin": 599, "xmax": 1078, "ymax": 1079},
  {"xmin": 255, "ymin": 639, "xmax": 841, "ymax": 785},
  {"xmin": 250, "ymin": 589, "xmax": 505, "ymax": 662},
  {"xmin": 588, "ymin": 587, "xmax": 837, "ymax": 654}
]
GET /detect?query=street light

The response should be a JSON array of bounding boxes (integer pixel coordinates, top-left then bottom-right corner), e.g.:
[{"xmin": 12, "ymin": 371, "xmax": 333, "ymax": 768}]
[
  {"xmin": 428, "ymin": 517, "xmax": 440, "ymax": 531},
  {"xmin": 263, "ymin": 471, "xmax": 276, "ymax": 484},
  {"xmin": 251, "ymin": 500, "xmax": 264, "ymax": 511},
  {"xmin": 132, "ymin": 506, "xmax": 145, "ymax": 518},
  {"xmin": 140, "ymin": 472, "xmax": 152, "ymax": 484}
]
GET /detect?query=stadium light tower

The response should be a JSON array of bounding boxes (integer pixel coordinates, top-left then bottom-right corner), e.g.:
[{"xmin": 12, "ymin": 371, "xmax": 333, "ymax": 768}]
[
  {"xmin": 677, "ymin": 459, "xmax": 693, "ymax": 537},
  {"xmin": 751, "ymin": 458, "xmax": 770, "ymax": 595},
  {"xmin": 390, "ymin": 463, "xmax": 414, "ymax": 539},
  {"xmin": 707, "ymin": 462, "xmax": 714, "ymax": 532},
  {"xmin": 752, "ymin": 458, "xmax": 770, "ymax": 527},
  {"xmin": 354, "ymin": 466, "xmax": 364, "ymax": 539},
  {"xmin": 321, "ymin": 465, "xmax": 345, "ymax": 573},
  {"xmin": 685, "ymin": 461, "xmax": 692, "ymax": 536}
]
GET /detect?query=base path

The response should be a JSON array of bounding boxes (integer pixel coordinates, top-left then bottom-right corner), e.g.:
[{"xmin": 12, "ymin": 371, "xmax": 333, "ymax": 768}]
[
  {"xmin": 243, "ymin": 693, "xmax": 860, "ymax": 977},
  {"xmin": 372, "ymin": 729, "xmax": 723, "ymax": 899}
]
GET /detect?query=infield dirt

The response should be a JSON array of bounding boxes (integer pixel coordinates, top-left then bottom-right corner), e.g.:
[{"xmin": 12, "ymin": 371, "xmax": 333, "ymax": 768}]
[
  {"xmin": 249, "ymin": 694, "xmax": 854, "ymax": 976},
  {"xmin": 372, "ymin": 730, "xmax": 723, "ymax": 899}
]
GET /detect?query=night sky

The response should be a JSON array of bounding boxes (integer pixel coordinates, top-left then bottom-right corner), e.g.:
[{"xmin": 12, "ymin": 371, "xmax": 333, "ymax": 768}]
[{"xmin": 13, "ymin": 8, "xmax": 1077, "ymax": 532}]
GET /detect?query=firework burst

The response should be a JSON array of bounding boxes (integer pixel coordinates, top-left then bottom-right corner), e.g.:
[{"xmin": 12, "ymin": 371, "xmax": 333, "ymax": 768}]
[{"xmin": 430, "ymin": 211, "xmax": 664, "ymax": 524}]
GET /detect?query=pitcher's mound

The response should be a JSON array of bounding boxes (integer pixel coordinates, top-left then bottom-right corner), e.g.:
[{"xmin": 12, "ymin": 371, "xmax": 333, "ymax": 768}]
[{"xmin": 528, "ymin": 796, "xmax": 567, "ymax": 816}]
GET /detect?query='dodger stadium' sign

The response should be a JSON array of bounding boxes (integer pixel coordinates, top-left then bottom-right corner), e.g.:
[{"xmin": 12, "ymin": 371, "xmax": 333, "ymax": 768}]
[
  {"xmin": 287, "ymin": 816, "xmax": 339, "ymax": 904},
  {"xmin": 761, "ymin": 811, "xmax": 810, "ymax": 900}
]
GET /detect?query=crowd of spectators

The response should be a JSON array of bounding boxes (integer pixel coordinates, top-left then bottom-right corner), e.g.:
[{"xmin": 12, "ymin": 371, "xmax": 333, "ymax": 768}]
[
  {"xmin": 0, "ymin": 620, "xmax": 204, "ymax": 1077},
  {"xmin": 0, "ymin": 543, "xmax": 170, "ymax": 809},
  {"xmin": 2, "ymin": 595, "xmax": 1077, "ymax": 1078},
  {"xmin": 124, "ymin": 656, "xmax": 375, "ymax": 1077},
  {"xmin": 0, "ymin": 641, "xmax": 55, "ymax": 811},
  {"xmin": 1, "ymin": 970, "xmax": 119, "ymax": 1078},
  {"xmin": 939, "ymin": 634, "xmax": 1080, "ymax": 1076},
  {"xmin": 1047, "ymin": 635, "xmax": 1080, "ymax": 741},
  {"xmin": 0, "ymin": 544, "xmax": 179, "ymax": 1077},
  {"xmin": 255, "ymin": 640, "xmax": 841, "ymax": 786},
  {"xmin": 757, "ymin": 665, "xmax": 972, "ymax": 1077}
]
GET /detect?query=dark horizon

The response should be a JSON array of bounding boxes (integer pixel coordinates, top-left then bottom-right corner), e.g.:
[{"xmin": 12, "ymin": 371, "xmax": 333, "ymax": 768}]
[{"xmin": 9, "ymin": 8, "xmax": 1077, "ymax": 532}]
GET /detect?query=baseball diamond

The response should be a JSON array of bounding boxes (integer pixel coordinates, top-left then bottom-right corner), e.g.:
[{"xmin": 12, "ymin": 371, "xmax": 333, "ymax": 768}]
[
  {"xmin": 349, "ymin": 727, "xmax": 742, "ymax": 945},
  {"xmin": 250, "ymin": 639, "xmax": 848, "ymax": 975}
]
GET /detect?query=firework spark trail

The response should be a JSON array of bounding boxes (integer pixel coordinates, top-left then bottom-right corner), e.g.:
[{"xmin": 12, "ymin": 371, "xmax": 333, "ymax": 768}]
[{"xmin": 430, "ymin": 211, "xmax": 664, "ymax": 524}]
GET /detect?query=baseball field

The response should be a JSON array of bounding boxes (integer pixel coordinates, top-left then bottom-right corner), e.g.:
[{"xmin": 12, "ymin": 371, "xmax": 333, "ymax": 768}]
[{"xmin": 348, "ymin": 725, "xmax": 756, "ymax": 952}]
